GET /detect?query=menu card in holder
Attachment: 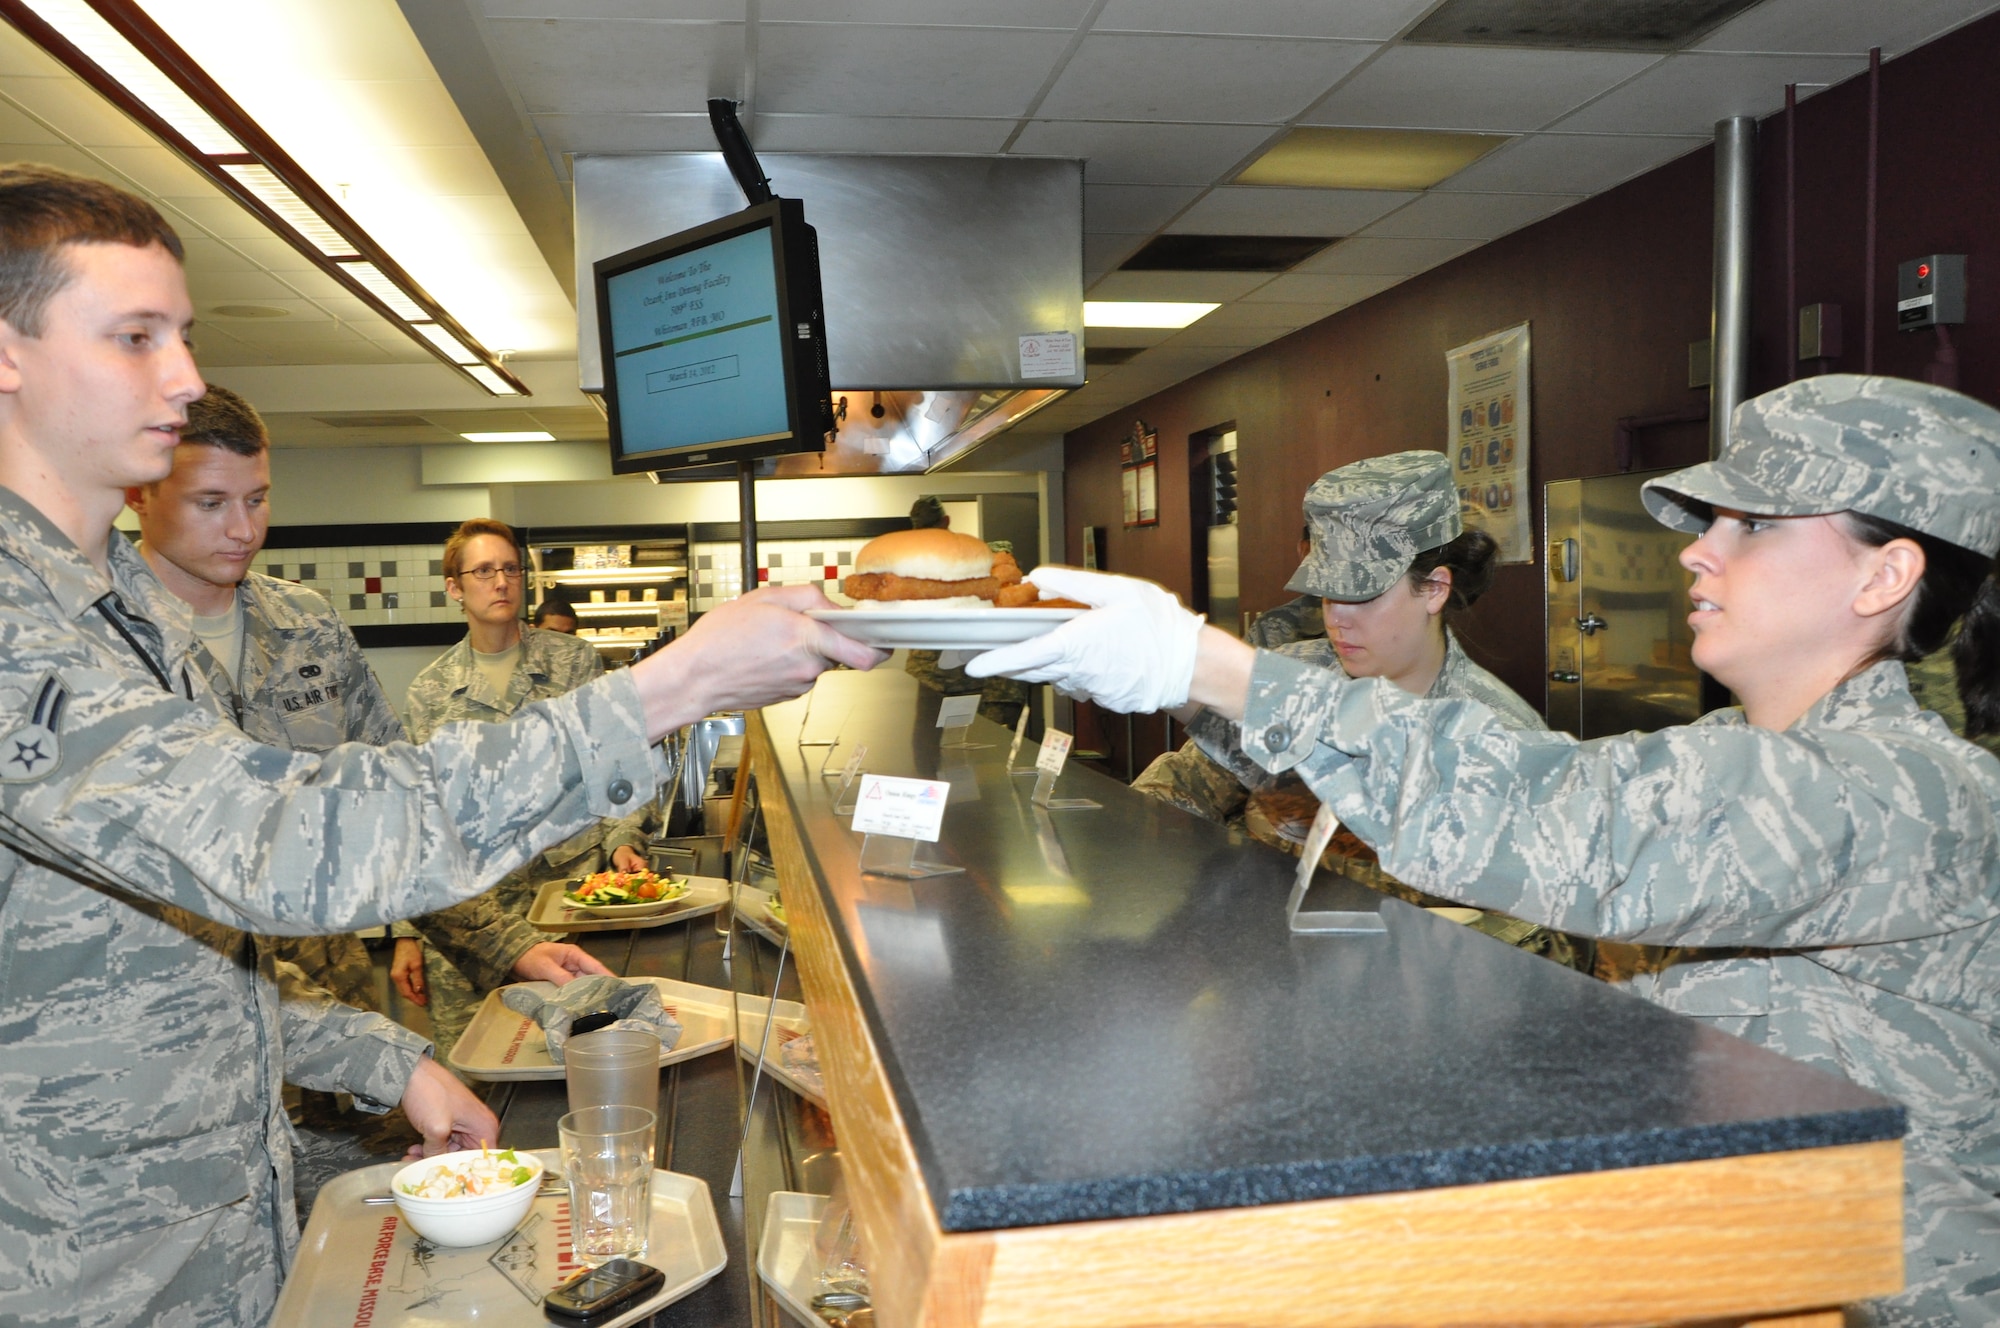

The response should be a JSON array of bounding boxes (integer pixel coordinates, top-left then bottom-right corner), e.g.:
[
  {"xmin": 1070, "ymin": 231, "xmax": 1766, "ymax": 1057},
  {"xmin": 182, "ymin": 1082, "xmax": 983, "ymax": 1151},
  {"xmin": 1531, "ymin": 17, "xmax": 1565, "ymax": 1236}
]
[
  {"xmin": 1029, "ymin": 729, "xmax": 1099, "ymax": 811},
  {"xmin": 1287, "ymin": 803, "xmax": 1387, "ymax": 935},
  {"xmin": 851, "ymin": 774, "xmax": 962, "ymax": 878},
  {"xmin": 936, "ymin": 693, "xmax": 988, "ymax": 749}
]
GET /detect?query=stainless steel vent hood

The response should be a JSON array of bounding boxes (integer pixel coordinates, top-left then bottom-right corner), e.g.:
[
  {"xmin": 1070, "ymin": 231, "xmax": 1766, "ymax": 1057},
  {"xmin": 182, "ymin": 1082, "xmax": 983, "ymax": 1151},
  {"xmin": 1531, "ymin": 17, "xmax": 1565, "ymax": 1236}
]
[{"xmin": 575, "ymin": 154, "xmax": 1082, "ymax": 475}]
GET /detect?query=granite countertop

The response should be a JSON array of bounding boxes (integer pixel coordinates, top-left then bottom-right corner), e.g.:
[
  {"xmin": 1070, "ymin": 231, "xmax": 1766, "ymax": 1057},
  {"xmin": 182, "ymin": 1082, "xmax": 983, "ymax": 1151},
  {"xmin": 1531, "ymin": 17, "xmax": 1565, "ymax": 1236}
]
[{"xmin": 761, "ymin": 670, "xmax": 1903, "ymax": 1233}]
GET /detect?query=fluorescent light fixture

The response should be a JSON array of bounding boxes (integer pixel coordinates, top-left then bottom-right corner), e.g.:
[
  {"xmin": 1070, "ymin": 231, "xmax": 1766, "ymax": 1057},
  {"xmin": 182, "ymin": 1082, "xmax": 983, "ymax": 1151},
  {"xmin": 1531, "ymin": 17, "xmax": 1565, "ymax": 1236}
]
[
  {"xmin": 1237, "ymin": 127, "xmax": 1508, "ymax": 191},
  {"xmin": 412, "ymin": 323, "xmax": 480, "ymax": 365},
  {"xmin": 219, "ymin": 163, "xmax": 354, "ymax": 257},
  {"xmin": 1084, "ymin": 301, "xmax": 1219, "ymax": 329},
  {"xmin": 18, "ymin": 0, "xmax": 240, "ymax": 153},
  {"xmin": 460, "ymin": 430, "xmax": 554, "ymax": 443},
  {"xmin": 464, "ymin": 365, "xmax": 522, "ymax": 396},
  {"xmin": 332, "ymin": 260, "xmax": 426, "ymax": 320}
]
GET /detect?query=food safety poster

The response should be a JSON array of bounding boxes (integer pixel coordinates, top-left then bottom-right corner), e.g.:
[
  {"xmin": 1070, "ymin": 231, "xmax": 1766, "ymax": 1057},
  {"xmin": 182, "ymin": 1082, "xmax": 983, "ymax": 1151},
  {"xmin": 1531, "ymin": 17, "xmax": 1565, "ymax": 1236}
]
[{"xmin": 1446, "ymin": 323, "xmax": 1532, "ymax": 563}]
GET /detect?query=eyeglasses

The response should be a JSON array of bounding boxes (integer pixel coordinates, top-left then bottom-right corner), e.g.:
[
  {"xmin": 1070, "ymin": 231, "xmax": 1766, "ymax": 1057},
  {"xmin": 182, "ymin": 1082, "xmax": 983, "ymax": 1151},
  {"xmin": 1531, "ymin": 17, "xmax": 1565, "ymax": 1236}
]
[{"xmin": 458, "ymin": 563, "xmax": 524, "ymax": 583}]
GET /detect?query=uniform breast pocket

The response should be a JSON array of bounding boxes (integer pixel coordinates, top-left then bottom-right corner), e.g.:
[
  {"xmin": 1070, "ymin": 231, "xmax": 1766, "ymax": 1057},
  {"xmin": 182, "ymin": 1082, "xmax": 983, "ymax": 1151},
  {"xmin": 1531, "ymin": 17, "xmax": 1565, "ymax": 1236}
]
[
  {"xmin": 275, "ymin": 690, "xmax": 342, "ymax": 751},
  {"xmin": 1650, "ymin": 959, "xmax": 1773, "ymax": 1039}
]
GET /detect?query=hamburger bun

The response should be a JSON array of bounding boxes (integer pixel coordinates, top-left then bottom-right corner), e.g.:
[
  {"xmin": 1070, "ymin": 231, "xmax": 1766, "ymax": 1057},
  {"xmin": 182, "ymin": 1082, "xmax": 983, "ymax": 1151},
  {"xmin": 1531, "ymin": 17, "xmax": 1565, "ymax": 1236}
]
[{"xmin": 844, "ymin": 528, "xmax": 1023, "ymax": 603}]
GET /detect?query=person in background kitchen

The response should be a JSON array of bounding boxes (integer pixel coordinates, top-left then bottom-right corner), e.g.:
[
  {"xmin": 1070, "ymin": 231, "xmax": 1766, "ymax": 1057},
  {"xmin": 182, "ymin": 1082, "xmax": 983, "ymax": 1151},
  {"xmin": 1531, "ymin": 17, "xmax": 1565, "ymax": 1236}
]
[
  {"xmin": 0, "ymin": 162, "xmax": 881, "ymax": 1327},
  {"xmin": 1242, "ymin": 525, "xmax": 1326, "ymax": 649},
  {"xmin": 901, "ymin": 493, "xmax": 1030, "ymax": 728},
  {"xmin": 533, "ymin": 595, "xmax": 580, "ymax": 634},
  {"xmin": 393, "ymin": 517, "xmax": 651, "ymax": 1067},
  {"xmin": 1133, "ymin": 452, "xmax": 1591, "ymax": 973},
  {"xmin": 968, "ymin": 375, "xmax": 2000, "ymax": 1324},
  {"xmin": 126, "ymin": 385, "xmax": 617, "ymax": 1182}
]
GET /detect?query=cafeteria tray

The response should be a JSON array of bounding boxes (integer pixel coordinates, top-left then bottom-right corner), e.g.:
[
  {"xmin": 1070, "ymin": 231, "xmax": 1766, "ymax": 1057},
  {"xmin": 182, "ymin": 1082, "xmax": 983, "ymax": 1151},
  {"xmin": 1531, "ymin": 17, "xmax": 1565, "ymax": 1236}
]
[
  {"xmin": 272, "ymin": 1149, "xmax": 727, "ymax": 1328},
  {"xmin": 449, "ymin": 976, "xmax": 733, "ymax": 1082},
  {"xmin": 756, "ymin": 1190, "xmax": 831, "ymax": 1328},
  {"xmin": 526, "ymin": 873, "xmax": 729, "ymax": 932},
  {"xmin": 733, "ymin": 883, "xmax": 788, "ymax": 945},
  {"xmin": 735, "ymin": 993, "xmax": 826, "ymax": 1108}
]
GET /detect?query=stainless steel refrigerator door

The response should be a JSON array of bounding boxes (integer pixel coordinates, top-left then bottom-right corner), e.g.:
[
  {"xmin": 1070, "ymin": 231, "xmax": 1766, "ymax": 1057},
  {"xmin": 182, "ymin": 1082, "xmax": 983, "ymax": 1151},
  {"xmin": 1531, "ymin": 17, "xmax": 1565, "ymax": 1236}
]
[
  {"xmin": 1544, "ymin": 479, "xmax": 1584, "ymax": 734},
  {"xmin": 1577, "ymin": 470, "xmax": 1699, "ymax": 738},
  {"xmin": 1207, "ymin": 523, "xmax": 1240, "ymax": 639}
]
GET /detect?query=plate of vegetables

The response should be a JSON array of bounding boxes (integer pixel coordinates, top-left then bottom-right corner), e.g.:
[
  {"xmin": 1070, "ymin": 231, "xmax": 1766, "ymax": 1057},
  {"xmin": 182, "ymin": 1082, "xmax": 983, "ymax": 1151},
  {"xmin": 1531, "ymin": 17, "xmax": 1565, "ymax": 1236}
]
[{"xmin": 563, "ymin": 869, "xmax": 691, "ymax": 917}]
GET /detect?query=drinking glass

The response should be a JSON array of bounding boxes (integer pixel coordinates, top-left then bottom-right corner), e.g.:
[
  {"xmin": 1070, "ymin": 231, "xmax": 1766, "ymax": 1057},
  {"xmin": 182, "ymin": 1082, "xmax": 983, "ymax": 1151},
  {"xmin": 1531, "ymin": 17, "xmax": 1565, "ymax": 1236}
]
[
  {"xmin": 558, "ymin": 1104, "xmax": 656, "ymax": 1266},
  {"xmin": 564, "ymin": 1029, "xmax": 661, "ymax": 1114}
]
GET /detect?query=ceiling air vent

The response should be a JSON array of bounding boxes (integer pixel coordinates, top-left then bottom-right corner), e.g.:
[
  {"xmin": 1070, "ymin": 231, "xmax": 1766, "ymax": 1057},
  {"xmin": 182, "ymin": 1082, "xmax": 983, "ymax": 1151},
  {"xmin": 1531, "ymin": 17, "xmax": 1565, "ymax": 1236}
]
[
  {"xmin": 1122, "ymin": 235, "xmax": 1335, "ymax": 272},
  {"xmin": 312, "ymin": 414, "xmax": 434, "ymax": 429},
  {"xmin": 1405, "ymin": 0, "xmax": 1760, "ymax": 50}
]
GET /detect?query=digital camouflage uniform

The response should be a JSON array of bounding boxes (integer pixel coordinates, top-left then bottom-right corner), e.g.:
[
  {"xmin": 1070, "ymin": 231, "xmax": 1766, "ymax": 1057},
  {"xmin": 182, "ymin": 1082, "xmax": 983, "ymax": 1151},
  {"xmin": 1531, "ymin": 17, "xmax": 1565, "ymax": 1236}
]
[
  {"xmin": 1233, "ymin": 378, "xmax": 2000, "ymax": 1323},
  {"xmin": 1154, "ymin": 451, "xmax": 1593, "ymax": 971},
  {"xmin": 0, "ymin": 488, "xmax": 662, "ymax": 1326},
  {"xmin": 1243, "ymin": 593, "xmax": 1325, "ymax": 650},
  {"xmin": 400, "ymin": 626, "xmax": 649, "ymax": 1060}
]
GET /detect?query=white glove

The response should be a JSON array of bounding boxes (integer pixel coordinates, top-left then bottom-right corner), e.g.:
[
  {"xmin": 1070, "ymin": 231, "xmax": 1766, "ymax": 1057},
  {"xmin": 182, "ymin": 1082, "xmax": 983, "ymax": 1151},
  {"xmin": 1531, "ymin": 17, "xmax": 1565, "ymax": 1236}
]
[{"xmin": 966, "ymin": 566, "xmax": 1203, "ymax": 713}]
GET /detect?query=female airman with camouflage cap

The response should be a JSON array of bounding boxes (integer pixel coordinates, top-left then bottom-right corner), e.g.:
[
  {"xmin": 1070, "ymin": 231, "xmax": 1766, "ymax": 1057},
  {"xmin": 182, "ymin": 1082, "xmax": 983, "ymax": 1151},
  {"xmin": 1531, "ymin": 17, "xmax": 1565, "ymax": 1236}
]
[
  {"xmin": 1132, "ymin": 453, "xmax": 1589, "ymax": 968},
  {"xmin": 969, "ymin": 375, "xmax": 2000, "ymax": 1319}
]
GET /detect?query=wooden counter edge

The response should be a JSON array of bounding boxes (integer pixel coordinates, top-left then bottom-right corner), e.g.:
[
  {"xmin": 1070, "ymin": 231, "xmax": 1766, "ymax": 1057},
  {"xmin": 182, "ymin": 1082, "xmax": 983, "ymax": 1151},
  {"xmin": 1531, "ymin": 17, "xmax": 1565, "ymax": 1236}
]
[{"xmin": 750, "ymin": 713, "xmax": 1905, "ymax": 1328}]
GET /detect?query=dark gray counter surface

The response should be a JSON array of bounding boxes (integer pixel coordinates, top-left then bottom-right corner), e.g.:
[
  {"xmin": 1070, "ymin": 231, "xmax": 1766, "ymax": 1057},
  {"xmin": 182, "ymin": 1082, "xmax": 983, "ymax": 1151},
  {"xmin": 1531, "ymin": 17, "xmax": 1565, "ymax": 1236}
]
[{"xmin": 765, "ymin": 670, "xmax": 1902, "ymax": 1233}]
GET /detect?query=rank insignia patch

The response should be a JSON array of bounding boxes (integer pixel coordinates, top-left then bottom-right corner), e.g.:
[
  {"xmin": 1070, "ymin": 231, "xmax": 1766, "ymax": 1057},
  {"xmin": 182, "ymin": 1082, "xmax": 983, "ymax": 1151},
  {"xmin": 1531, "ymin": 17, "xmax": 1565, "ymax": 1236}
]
[{"xmin": 1, "ymin": 672, "xmax": 68, "ymax": 782}]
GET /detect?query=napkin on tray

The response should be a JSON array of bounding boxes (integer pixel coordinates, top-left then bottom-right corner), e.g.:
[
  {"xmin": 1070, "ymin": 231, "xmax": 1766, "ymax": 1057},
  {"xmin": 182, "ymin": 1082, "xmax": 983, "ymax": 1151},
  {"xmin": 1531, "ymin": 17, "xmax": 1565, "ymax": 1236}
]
[{"xmin": 499, "ymin": 975, "xmax": 684, "ymax": 1063}]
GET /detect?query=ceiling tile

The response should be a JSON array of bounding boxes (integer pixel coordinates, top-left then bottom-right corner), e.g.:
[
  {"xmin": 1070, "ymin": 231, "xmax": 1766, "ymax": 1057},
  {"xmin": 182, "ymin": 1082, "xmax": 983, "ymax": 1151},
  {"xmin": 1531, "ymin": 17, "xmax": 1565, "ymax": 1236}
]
[
  {"xmin": 1084, "ymin": 182, "xmax": 1202, "ymax": 232},
  {"xmin": 1241, "ymin": 272, "xmax": 1401, "ymax": 304},
  {"xmin": 1693, "ymin": 0, "xmax": 2000, "ymax": 56},
  {"xmin": 1189, "ymin": 300, "xmax": 1334, "ymax": 330},
  {"xmin": 81, "ymin": 145, "xmax": 220, "ymax": 200},
  {"xmin": 1083, "ymin": 232, "xmax": 1148, "ymax": 279},
  {"xmin": 1166, "ymin": 186, "xmax": 1415, "ymax": 235},
  {"xmin": 1552, "ymin": 52, "xmax": 1867, "ymax": 136},
  {"xmin": 1432, "ymin": 131, "xmax": 1706, "ymax": 194},
  {"xmin": 756, "ymin": 23, "xmax": 1073, "ymax": 117},
  {"xmin": 753, "ymin": 114, "xmax": 1014, "ymax": 153},
  {"xmin": 762, "ymin": 0, "xmax": 1093, "ymax": 23},
  {"xmin": 1162, "ymin": 321, "xmax": 1284, "ymax": 349},
  {"xmin": 1, "ymin": 78, "xmax": 159, "ymax": 150},
  {"xmin": 1302, "ymin": 45, "xmax": 1658, "ymax": 133},
  {"xmin": 198, "ymin": 298, "xmax": 333, "ymax": 326},
  {"xmin": 475, "ymin": 0, "xmax": 743, "ymax": 18},
  {"xmin": 1087, "ymin": 270, "xmax": 1271, "ymax": 301},
  {"xmin": 179, "ymin": 235, "xmax": 268, "ymax": 275},
  {"xmin": 186, "ymin": 270, "xmax": 306, "ymax": 302},
  {"xmin": 1358, "ymin": 190, "xmax": 1579, "ymax": 240},
  {"xmin": 0, "ymin": 26, "xmax": 69, "ymax": 79},
  {"xmin": 1009, "ymin": 119, "xmax": 1275, "ymax": 185},
  {"xmin": 161, "ymin": 194, "xmax": 279, "ymax": 242},
  {"xmin": 0, "ymin": 93, "xmax": 65, "ymax": 147},
  {"xmin": 364, "ymin": 146, "xmax": 513, "ymax": 197},
  {"xmin": 1294, "ymin": 234, "xmax": 1478, "ymax": 274},
  {"xmin": 530, "ymin": 112, "xmax": 715, "ymax": 155},
  {"xmin": 1038, "ymin": 33, "xmax": 1376, "ymax": 123},
  {"xmin": 483, "ymin": 18, "xmax": 743, "ymax": 116},
  {"xmin": 1093, "ymin": 0, "xmax": 1439, "ymax": 40},
  {"xmin": 1081, "ymin": 326, "xmax": 1177, "ymax": 349}
]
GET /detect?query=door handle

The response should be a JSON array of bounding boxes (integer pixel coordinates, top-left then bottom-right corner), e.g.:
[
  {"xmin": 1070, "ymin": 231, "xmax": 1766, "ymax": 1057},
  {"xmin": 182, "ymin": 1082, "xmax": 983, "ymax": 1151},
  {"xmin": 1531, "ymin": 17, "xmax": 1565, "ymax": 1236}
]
[
  {"xmin": 1575, "ymin": 614, "xmax": 1608, "ymax": 635},
  {"xmin": 1549, "ymin": 671, "xmax": 1580, "ymax": 684}
]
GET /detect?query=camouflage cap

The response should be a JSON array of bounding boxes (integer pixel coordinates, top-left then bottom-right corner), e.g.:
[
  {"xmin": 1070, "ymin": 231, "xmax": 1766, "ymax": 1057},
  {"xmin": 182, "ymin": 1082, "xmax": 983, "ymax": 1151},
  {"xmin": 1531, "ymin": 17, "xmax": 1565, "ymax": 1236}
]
[
  {"xmin": 1285, "ymin": 450, "xmax": 1462, "ymax": 601},
  {"xmin": 1643, "ymin": 375, "xmax": 2000, "ymax": 555}
]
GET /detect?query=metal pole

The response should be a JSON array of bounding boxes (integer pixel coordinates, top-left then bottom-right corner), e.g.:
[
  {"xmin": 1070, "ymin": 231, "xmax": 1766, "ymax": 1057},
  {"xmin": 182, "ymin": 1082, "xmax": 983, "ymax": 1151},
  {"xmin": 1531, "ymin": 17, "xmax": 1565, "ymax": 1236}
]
[
  {"xmin": 1785, "ymin": 85, "xmax": 1797, "ymax": 379},
  {"xmin": 1709, "ymin": 117, "xmax": 1755, "ymax": 460},
  {"xmin": 1864, "ymin": 47, "xmax": 1881, "ymax": 373},
  {"xmin": 736, "ymin": 460, "xmax": 758, "ymax": 594}
]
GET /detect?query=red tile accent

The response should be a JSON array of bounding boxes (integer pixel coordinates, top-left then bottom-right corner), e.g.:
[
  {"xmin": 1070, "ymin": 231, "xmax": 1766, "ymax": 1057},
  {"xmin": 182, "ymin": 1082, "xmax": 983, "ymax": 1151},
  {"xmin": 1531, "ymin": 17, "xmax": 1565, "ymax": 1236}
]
[
  {"xmin": 364, "ymin": 576, "xmax": 382, "ymax": 593},
  {"xmin": 824, "ymin": 566, "xmax": 836, "ymax": 578},
  {"xmin": 757, "ymin": 567, "xmax": 769, "ymax": 583}
]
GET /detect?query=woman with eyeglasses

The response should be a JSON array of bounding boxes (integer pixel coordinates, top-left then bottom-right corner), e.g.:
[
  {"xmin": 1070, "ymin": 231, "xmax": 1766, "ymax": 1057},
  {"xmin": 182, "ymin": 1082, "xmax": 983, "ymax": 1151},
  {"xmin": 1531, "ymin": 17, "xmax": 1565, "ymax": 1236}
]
[{"xmin": 392, "ymin": 517, "xmax": 651, "ymax": 1062}]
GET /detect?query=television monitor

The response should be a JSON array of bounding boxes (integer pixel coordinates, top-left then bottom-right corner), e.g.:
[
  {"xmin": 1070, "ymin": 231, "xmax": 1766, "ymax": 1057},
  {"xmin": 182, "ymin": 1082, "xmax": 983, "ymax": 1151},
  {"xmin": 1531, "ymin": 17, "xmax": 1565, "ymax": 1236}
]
[{"xmin": 595, "ymin": 198, "xmax": 832, "ymax": 475}]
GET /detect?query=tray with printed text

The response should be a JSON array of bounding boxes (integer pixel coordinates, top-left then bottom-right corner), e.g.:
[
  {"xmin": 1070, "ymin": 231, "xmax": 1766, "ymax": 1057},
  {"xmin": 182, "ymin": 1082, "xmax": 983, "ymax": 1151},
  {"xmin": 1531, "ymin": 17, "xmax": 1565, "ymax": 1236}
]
[
  {"xmin": 448, "ymin": 977, "xmax": 734, "ymax": 1082},
  {"xmin": 270, "ymin": 1150, "xmax": 726, "ymax": 1328}
]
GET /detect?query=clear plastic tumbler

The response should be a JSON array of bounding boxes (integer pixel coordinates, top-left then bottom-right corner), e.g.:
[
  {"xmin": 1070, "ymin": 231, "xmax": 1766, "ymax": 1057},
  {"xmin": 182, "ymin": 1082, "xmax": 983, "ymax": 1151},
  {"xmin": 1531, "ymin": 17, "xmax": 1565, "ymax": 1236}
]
[
  {"xmin": 558, "ymin": 1104, "xmax": 656, "ymax": 1266},
  {"xmin": 564, "ymin": 1029, "xmax": 661, "ymax": 1114}
]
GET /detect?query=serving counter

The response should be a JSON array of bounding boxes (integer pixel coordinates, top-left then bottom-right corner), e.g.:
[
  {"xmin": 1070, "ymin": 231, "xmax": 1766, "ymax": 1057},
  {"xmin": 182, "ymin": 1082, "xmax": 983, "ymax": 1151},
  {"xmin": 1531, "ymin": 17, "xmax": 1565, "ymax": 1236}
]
[{"xmin": 750, "ymin": 668, "xmax": 1906, "ymax": 1328}]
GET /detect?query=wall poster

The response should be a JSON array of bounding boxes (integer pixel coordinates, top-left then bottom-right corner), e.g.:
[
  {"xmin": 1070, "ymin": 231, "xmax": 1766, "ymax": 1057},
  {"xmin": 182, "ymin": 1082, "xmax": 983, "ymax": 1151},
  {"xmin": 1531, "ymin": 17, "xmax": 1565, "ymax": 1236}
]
[
  {"xmin": 1121, "ymin": 420, "xmax": 1159, "ymax": 528},
  {"xmin": 1446, "ymin": 323, "xmax": 1532, "ymax": 564}
]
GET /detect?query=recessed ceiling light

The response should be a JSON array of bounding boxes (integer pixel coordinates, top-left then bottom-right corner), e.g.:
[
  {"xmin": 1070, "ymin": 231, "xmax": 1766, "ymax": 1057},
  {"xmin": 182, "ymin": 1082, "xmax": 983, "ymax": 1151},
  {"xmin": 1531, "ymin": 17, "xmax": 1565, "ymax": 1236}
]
[
  {"xmin": 1084, "ymin": 302, "xmax": 1219, "ymax": 329},
  {"xmin": 208, "ymin": 304, "xmax": 291, "ymax": 319},
  {"xmin": 1237, "ymin": 127, "xmax": 1509, "ymax": 191},
  {"xmin": 412, "ymin": 323, "xmax": 481, "ymax": 365},
  {"xmin": 465, "ymin": 366, "xmax": 523, "ymax": 397},
  {"xmin": 461, "ymin": 431, "xmax": 555, "ymax": 443}
]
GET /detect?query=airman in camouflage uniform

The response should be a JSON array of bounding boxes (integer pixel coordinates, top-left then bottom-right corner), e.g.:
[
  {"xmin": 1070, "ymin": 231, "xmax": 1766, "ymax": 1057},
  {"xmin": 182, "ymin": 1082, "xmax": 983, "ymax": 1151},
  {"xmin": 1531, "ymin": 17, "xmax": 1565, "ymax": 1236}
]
[
  {"xmin": 0, "ymin": 487, "xmax": 661, "ymax": 1325},
  {"xmin": 1144, "ymin": 453, "xmax": 1589, "ymax": 970},
  {"xmin": 1200, "ymin": 379, "xmax": 2000, "ymax": 1324},
  {"xmin": 399, "ymin": 624, "xmax": 650, "ymax": 1059}
]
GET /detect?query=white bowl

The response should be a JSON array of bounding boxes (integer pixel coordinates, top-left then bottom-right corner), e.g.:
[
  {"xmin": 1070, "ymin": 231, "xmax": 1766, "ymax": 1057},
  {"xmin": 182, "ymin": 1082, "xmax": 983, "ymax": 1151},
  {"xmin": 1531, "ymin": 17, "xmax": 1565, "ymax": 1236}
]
[{"xmin": 390, "ymin": 1148, "xmax": 543, "ymax": 1247}]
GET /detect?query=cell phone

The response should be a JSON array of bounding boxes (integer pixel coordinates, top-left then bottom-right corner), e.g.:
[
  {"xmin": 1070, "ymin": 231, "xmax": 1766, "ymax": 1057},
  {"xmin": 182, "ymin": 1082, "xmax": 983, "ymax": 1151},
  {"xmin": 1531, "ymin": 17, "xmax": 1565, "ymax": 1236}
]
[{"xmin": 543, "ymin": 1259, "xmax": 666, "ymax": 1323}]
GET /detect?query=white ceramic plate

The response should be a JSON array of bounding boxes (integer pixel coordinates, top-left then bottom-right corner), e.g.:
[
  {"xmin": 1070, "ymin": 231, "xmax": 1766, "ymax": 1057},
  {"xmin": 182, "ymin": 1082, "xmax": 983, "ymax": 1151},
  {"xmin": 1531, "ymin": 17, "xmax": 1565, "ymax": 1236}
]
[
  {"xmin": 273, "ymin": 1151, "xmax": 727, "ymax": 1327},
  {"xmin": 559, "ymin": 878, "xmax": 692, "ymax": 918},
  {"xmin": 526, "ymin": 875, "xmax": 728, "ymax": 933},
  {"xmin": 805, "ymin": 606, "xmax": 1082, "ymax": 650}
]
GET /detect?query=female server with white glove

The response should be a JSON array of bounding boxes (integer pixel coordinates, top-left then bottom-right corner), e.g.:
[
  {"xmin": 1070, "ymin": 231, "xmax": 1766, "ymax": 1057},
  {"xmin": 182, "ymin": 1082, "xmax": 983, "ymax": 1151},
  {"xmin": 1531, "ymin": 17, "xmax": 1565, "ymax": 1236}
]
[{"xmin": 966, "ymin": 376, "xmax": 2000, "ymax": 1325}]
